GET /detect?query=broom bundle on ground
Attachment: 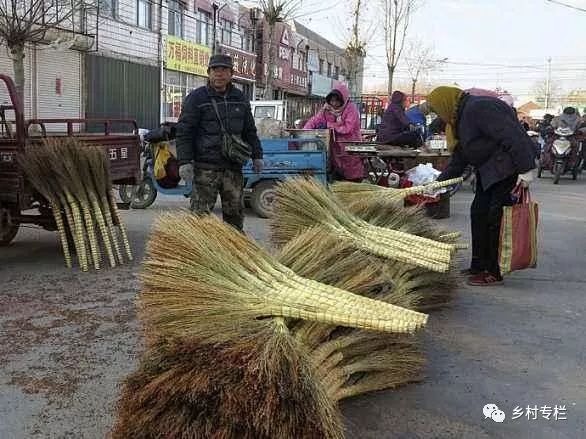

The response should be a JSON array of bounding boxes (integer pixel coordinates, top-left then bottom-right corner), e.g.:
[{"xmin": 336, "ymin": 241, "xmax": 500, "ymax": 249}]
[
  {"xmin": 115, "ymin": 214, "xmax": 432, "ymax": 438},
  {"xmin": 139, "ymin": 213, "xmax": 428, "ymax": 345},
  {"xmin": 113, "ymin": 319, "xmax": 345, "ymax": 439},
  {"xmin": 271, "ymin": 178, "xmax": 458, "ymax": 273},
  {"xmin": 19, "ymin": 138, "xmax": 132, "ymax": 271},
  {"xmin": 331, "ymin": 177, "xmax": 464, "ymax": 206},
  {"xmin": 277, "ymin": 228, "xmax": 452, "ymax": 402}
]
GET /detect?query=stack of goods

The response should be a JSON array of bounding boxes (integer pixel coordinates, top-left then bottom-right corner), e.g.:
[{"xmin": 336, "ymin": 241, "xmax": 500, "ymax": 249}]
[
  {"xmin": 112, "ymin": 214, "xmax": 427, "ymax": 438},
  {"xmin": 113, "ymin": 178, "xmax": 466, "ymax": 437},
  {"xmin": 19, "ymin": 138, "xmax": 132, "ymax": 271}
]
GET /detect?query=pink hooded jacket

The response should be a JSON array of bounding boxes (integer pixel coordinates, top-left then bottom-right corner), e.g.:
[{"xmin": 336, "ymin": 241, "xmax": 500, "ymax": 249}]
[{"xmin": 304, "ymin": 83, "xmax": 365, "ymax": 180}]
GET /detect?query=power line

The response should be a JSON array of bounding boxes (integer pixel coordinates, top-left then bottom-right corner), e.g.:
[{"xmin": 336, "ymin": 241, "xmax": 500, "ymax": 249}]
[{"xmin": 545, "ymin": 0, "xmax": 586, "ymax": 13}]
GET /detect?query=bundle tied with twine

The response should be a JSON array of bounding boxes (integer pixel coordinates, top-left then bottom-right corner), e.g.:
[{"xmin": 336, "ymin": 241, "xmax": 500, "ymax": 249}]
[
  {"xmin": 19, "ymin": 138, "xmax": 132, "ymax": 271},
  {"xmin": 278, "ymin": 227, "xmax": 451, "ymax": 402},
  {"xmin": 114, "ymin": 214, "xmax": 430, "ymax": 438},
  {"xmin": 271, "ymin": 178, "xmax": 458, "ymax": 273}
]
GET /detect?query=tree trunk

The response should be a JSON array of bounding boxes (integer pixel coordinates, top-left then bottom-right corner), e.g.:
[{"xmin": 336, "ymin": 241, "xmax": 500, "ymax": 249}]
[
  {"xmin": 387, "ymin": 64, "xmax": 394, "ymax": 96},
  {"xmin": 263, "ymin": 23, "xmax": 275, "ymax": 100},
  {"xmin": 10, "ymin": 44, "xmax": 26, "ymax": 106},
  {"xmin": 411, "ymin": 79, "xmax": 416, "ymax": 102}
]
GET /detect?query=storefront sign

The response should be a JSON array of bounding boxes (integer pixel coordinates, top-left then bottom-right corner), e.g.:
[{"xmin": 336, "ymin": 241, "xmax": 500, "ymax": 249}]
[
  {"xmin": 165, "ymin": 36, "xmax": 211, "ymax": 76},
  {"xmin": 220, "ymin": 45, "xmax": 256, "ymax": 81},
  {"xmin": 311, "ymin": 73, "xmax": 332, "ymax": 97}
]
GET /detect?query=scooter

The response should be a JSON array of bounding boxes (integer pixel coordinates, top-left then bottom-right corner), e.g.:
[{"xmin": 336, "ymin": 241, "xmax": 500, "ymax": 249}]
[
  {"xmin": 119, "ymin": 123, "xmax": 192, "ymax": 209},
  {"xmin": 538, "ymin": 126, "xmax": 582, "ymax": 184}
]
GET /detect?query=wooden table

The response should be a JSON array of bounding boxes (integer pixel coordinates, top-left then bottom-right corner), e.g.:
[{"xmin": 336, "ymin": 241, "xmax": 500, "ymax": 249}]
[{"xmin": 343, "ymin": 143, "xmax": 452, "ymax": 184}]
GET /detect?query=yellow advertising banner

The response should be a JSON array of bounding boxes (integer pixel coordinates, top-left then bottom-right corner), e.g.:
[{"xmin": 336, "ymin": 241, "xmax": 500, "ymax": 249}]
[{"xmin": 165, "ymin": 36, "xmax": 211, "ymax": 76}]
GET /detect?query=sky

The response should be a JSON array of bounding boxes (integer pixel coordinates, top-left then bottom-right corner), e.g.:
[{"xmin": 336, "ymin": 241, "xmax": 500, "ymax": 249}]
[{"xmin": 295, "ymin": 0, "xmax": 586, "ymax": 103}]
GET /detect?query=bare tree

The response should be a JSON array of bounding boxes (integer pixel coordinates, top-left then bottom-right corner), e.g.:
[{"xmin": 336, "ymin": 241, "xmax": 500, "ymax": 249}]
[
  {"xmin": 258, "ymin": 0, "xmax": 301, "ymax": 99},
  {"xmin": 344, "ymin": 0, "xmax": 366, "ymax": 97},
  {"xmin": 533, "ymin": 78, "xmax": 562, "ymax": 108},
  {"xmin": 0, "ymin": 0, "xmax": 93, "ymax": 102},
  {"xmin": 380, "ymin": 0, "xmax": 418, "ymax": 96},
  {"xmin": 404, "ymin": 40, "xmax": 441, "ymax": 101}
]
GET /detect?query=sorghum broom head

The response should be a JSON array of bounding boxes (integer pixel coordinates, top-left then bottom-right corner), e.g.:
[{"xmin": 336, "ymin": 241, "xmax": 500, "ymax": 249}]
[
  {"xmin": 113, "ymin": 318, "xmax": 344, "ymax": 439},
  {"xmin": 331, "ymin": 178, "xmax": 464, "ymax": 205},
  {"xmin": 271, "ymin": 178, "xmax": 457, "ymax": 273},
  {"xmin": 140, "ymin": 213, "xmax": 428, "ymax": 345}
]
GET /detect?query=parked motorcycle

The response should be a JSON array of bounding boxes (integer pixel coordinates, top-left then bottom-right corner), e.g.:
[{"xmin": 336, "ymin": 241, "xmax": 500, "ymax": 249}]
[
  {"xmin": 119, "ymin": 123, "xmax": 192, "ymax": 208},
  {"xmin": 538, "ymin": 126, "xmax": 583, "ymax": 184}
]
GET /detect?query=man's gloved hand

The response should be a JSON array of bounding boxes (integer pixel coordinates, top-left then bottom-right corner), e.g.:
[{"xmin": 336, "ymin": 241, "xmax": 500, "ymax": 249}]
[
  {"xmin": 517, "ymin": 170, "xmax": 534, "ymax": 188},
  {"xmin": 253, "ymin": 159, "xmax": 264, "ymax": 173},
  {"xmin": 179, "ymin": 163, "xmax": 194, "ymax": 181}
]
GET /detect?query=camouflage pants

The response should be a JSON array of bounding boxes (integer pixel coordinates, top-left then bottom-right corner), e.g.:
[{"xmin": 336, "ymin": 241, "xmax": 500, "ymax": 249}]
[{"xmin": 190, "ymin": 168, "xmax": 244, "ymax": 231}]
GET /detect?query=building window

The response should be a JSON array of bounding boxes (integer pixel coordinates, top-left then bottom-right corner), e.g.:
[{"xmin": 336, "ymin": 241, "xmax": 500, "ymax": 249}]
[
  {"xmin": 334, "ymin": 65, "xmax": 339, "ymax": 80},
  {"xmin": 242, "ymin": 28, "xmax": 254, "ymax": 52},
  {"xmin": 220, "ymin": 19, "xmax": 233, "ymax": 46},
  {"xmin": 99, "ymin": 0, "xmax": 117, "ymax": 18},
  {"xmin": 327, "ymin": 62, "xmax": 332, "ymax": 77},
  {"xmin": 319, "ymin": 59, "xmax": 324, "ymax": 75},
  {"xmin": 137, "ymin": 0, "xmax": 151, "ymax": 29},
  {"xmin": 168, "ymin": 0, "xmax": 184, "ymax": 37},
  {"xmin": 164, "ymin": 70, "xmax": 207, "ymax": 121},
  {"xmin": 196, "ymin": 9, "xmax": 211, "ymax": 45}
]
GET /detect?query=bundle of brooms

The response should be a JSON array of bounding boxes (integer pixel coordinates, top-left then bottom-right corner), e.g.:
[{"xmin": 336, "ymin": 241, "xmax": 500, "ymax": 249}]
[
  {"xmin": 112, "ymin": 214, "xmax": 429, "ymax": 439},
  {"xmin": 19, "ymin": 138, "xmax": 132, "ymax": 271},
  {"xmin": 271, "ymin": 178, "xmax": 460, "ymax": 273}
]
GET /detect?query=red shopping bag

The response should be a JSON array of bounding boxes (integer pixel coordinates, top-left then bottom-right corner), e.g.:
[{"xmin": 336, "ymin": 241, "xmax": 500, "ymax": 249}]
[{"xmin": 498, "ymin": 186, "xmax": 539, "ymax": 274}]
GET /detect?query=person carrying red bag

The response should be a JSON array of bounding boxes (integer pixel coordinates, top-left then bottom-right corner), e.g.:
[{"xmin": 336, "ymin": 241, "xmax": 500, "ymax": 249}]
[{"xmin": 428, "ymin": 86, "xmax": 537, "ymax": 286}]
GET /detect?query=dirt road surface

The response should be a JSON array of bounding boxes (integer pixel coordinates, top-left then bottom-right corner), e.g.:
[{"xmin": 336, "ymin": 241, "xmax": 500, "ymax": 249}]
[{"xmin": 1, "ymin": 178, "xmax": 585, "ymax": 438}]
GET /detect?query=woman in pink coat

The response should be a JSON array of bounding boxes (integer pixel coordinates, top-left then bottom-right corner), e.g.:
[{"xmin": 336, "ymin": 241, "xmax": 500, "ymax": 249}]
[{"xmin": 304, "ymin": 84, "xmax": 365, "ymax": 181}]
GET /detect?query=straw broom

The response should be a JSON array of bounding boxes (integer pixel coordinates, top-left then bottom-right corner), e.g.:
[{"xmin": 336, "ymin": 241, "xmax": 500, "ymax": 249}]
[
  {"xmin": 84, "ymin": 146, "xmax": 124, "ymax": 265},
  {"xmin": 113, "ymin": 319, "xmax": 345, "ymax": 439},
  {"xmin": 96, "ymin": 152, "xmax": 133, "ymax": 262},
  {"xmin": 331, "ymin": 177, "xmax": 463, "ymax": 205},
  {"xmin": 18, "ymin": 147, "xmax": 72, "ymax": 268},
  {"xmin": 271, "ymin": 178, "xmax": 457, "ymax": 273},
  {"xmin": 139, "ymin": 213, "xmax": 428, "ymax": 345},
  {"xmin": 31, "ymin": 141, "xmax": 90, "ymax": 271},
  {"xmin": 41, "ymin": 140, "xmax": 92, "ymax": 270},
  {"xmin": 77, "ymin": 145, "xmax": 118, "ymax": 267},
  {"xmin": 56, "ymin": 140, "xmax": 102, "ymax": 270}
]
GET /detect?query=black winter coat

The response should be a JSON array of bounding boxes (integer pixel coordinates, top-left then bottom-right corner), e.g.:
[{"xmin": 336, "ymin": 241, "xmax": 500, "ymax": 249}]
[
  {"xmin": 176, "ymin": 84, "xmax": 262, "ymax": 170},
  {"xmin": 438, "ymin": 94, "xmax": 536, "ymax": 190}
]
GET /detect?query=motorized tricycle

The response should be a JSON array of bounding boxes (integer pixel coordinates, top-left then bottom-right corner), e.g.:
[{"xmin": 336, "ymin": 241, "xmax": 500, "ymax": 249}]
[
  {"xmin": 0, "ymin": 74, "xmax": 141, "ymax": 246},
  {"xmin": 119, "ymin": 127, "xmax": 329, "ymax": 218}
]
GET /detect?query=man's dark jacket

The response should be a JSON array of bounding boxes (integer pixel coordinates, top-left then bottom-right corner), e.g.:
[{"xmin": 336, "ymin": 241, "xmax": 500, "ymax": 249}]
[
  {"xmin": 176, "ymin": 84, "xmax": 262, "ymax": 170},
  {"xmin": 439, "ymin": 94, "xmax": 536, "ymax": 190}
]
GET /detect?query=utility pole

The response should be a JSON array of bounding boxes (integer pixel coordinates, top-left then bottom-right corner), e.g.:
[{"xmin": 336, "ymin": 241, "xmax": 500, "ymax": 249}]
[{"xmin": 545, "ymin": 57, "xmax": 552, "ymax": 109}]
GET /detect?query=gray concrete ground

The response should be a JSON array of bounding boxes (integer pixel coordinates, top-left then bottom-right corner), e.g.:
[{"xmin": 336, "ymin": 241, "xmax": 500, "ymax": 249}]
[{"xmin": 0, "ymin": 176, "xmax": 585, "ymax": 439}]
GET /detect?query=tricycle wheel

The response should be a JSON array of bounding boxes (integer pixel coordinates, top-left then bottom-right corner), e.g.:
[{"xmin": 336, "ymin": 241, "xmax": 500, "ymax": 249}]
[
  {"xmin": 537, "ymin": 164, "xmax": 542, "ymax": 178},
  {"xmin": 251, "ymin": 180, "xmax": 277, "ymax": 218},
  {"xmin": 0, "ymin": 209, "xmax": 19, "ymax": 246},
  {"xmin": 130, "ymin": 178, "xmax": 157, "ymax": 209},
  {"xmin": 118, "ymin": 185, "xmax": 135, "ymax": 203},
  {"xmin": 553, "ymin": 163, "xmax": 562, "ymax": 185}
]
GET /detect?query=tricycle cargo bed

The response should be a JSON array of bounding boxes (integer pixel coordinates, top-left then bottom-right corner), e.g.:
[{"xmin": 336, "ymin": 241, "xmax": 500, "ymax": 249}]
[{"xmin": 25, "ymin": 118, "xmax": 142, "ymax": 185}]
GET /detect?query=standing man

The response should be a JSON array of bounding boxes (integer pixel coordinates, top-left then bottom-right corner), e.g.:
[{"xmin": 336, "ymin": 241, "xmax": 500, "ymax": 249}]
[{"xmin": 176, "ymin": 54, "xmax": 263, "ymax": 231}]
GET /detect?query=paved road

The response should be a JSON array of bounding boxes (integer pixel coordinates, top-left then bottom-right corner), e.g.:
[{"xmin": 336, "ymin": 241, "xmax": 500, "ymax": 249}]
[{"xmin": 1, "ymin": 177, "xmax": 585, "ymax": 438}]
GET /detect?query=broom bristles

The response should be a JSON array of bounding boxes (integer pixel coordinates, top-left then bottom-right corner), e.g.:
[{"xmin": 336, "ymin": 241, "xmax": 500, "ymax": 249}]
[
  {"xmin": 140, "ymin": 214, "xmax": 428, "ymax": 345},
  {"xmin": 18, "ymin": 138, "xmax": 132, "ymax": 271}
]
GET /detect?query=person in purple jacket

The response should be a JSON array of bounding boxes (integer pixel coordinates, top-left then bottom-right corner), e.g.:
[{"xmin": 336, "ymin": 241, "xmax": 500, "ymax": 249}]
[{"xmin": 377, "ymin": 90, "xmax": 423, "ymax": 147}]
